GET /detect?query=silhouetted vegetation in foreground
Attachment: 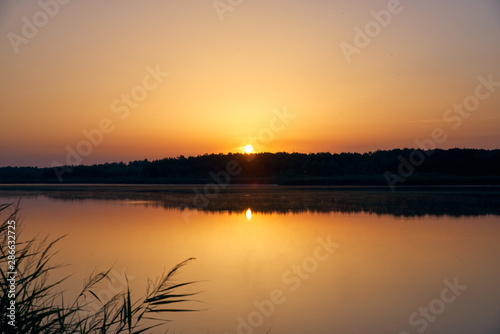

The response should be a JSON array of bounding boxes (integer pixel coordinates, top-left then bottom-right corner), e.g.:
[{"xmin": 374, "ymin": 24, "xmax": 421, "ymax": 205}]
[
  {"xmin": 0, "ymin": 203, "xmax": 200, "ymax": 333},
  {"xmin": 1, "ymin": 148, "xmax": 500, "ymax": 185}
]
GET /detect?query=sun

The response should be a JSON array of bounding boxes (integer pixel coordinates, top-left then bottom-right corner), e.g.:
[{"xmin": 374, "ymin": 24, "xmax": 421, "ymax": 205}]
[{"xmin": 244, "ymin": 145, "xmax": 253, "ymax": 154}]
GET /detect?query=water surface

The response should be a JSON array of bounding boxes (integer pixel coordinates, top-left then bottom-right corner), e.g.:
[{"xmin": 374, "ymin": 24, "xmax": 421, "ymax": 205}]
[{"xmin": 1, "ymin": 186, "xmax": 500, "ymax": 333}]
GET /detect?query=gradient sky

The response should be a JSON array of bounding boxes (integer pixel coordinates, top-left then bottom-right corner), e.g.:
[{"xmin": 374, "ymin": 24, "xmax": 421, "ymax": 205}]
[{"xmin": 1, "ymin": 0, "xmax": 499, "ymax": 167}]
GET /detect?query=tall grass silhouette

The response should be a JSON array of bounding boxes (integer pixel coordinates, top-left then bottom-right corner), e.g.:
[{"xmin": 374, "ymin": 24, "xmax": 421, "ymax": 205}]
[{"xmin": 0, "ymin": 203, "xmax": 201, "ymax": 333}]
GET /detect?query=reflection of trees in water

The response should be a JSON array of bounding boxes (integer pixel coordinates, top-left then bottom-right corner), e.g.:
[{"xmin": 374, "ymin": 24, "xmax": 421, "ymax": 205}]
[{"xmin": 1, "ymin": 186, "xmax": 500, "ymax": 217}]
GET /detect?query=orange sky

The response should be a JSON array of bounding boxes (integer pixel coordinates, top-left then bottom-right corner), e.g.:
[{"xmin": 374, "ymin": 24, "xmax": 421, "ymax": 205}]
[{"xmin": 1, "ymin": 0, "xmax": 499, "ymax": 166}]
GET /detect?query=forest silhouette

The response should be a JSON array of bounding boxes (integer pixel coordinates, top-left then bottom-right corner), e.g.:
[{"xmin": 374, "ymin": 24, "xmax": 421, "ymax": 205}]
[{"xmin": 1, "ymin": 148, "xmax": 500, "ymax": 185}]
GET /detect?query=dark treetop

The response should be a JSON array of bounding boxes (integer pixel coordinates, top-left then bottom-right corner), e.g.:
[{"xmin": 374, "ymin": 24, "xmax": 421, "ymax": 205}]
[{"xmin": 1, "ymin": 148, "xmax": 500, "ymax": 185}]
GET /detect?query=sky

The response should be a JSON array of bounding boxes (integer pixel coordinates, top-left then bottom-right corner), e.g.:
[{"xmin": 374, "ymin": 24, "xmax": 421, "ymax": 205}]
[{"xmin": 1, "ymin": 0, "xmax": 499, "ymax": 167}]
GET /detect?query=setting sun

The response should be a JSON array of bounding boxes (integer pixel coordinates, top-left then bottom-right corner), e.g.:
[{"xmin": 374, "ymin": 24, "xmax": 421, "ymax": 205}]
[{"xmin": 244, "ymin": 145, "xmax": 253, "ymax": 154}]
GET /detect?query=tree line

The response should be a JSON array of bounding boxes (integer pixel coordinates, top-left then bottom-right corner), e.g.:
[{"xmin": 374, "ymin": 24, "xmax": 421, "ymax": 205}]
[{"xmin": 1, "ymin": 148, "xmax": 500, "ymax": 185}]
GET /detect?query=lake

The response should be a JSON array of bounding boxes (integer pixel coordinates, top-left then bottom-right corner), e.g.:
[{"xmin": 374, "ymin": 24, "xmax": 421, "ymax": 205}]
[{"xmin": 1, "ymin": 185, "xmax": 500, "ymax": 334}]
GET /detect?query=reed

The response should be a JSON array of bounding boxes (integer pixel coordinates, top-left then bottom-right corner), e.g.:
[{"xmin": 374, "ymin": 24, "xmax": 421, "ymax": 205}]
[{"xmin": 0, "ymin": 203, "xmax": 200, "ymax": 333}]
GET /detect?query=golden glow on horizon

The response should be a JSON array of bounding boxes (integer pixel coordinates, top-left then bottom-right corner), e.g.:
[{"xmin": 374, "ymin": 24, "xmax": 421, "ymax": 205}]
[
  {"xmin": 245, "ymin": 209, "xmax": 252, "ymax": 220},
  {"xmin": 1, "ymin": 1, "xmax": 500, "ymax": 166}
]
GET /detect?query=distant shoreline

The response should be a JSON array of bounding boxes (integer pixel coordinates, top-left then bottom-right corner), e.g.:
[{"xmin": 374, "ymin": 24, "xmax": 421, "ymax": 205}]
[
  {"xmin": 2, "ymin": 183, "xmax": 500, "ymax": 217},
  {"xmin": 2, "ymin": 183, "xmax": 500, "ymax": 188},
  {"xmin": 1, "ymin": 175, "xmax": 500, "ymax": 187},
  {"xmin": 1, "ymin": 149, "xmax": 499, "ymax": 187}
]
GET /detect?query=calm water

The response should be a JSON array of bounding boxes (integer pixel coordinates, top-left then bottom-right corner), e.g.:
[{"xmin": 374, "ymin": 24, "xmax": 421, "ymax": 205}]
[{"xmin": 1, "ymin": 186, "xmax": 500, "ymax": 334}]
